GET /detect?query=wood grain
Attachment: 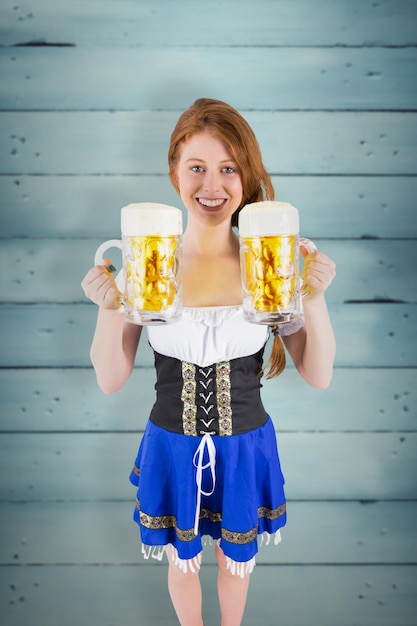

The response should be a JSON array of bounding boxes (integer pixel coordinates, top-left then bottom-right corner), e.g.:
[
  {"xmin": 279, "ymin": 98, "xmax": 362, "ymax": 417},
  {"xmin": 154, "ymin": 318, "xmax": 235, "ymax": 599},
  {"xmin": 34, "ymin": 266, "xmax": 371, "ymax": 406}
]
[
  {"xmin": 0, "ymin": 432, "xmax": 415, "ymax": 501},
  {"xmin": 1, "ymin": 1, "xmax": 416, "ymax": 623},
  {"xmin": 1, "ymin": 501, "xmax": 415, "ymax": 565},
  {"xmin": 2, "ymin": 47, "xmax": 416, "ymax": 111},
  {"xmin": 1, "ymin": 564, "xmax": 415, "ymax": 626},
  {"xmin": 2, "ymin": 238, "xmax": 416, "ymax": 304},
  {"xmin": 0, "ymin": 367, "xmax": 414, "ymax": 432},
  {"xmin": 1, "ymin": 303, "xmax": 415, "ymax": 367},
  {"xmin": 1, "ymin": 112, "xmax": 415, "ymax": 175},
  {"xmin": 1, "ymin": 175, "xmax": 417, "ymax": 239},
  {"xmin": 1, "ymin": 0, "xmax": 416, "ymax": 46}
]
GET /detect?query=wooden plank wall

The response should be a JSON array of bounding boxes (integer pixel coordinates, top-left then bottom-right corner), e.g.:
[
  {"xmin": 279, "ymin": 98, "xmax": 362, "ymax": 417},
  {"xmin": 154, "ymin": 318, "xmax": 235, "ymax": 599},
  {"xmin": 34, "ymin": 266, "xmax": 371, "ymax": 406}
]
[{"xmin": 1, "ymin": 1, "xmax": 416, "ymax": 624}]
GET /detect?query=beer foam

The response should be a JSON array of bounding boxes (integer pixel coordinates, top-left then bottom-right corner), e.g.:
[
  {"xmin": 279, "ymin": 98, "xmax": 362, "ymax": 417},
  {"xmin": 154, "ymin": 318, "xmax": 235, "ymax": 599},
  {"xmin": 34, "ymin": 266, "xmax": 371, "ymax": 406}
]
[
  {"xmin": 121, "ymin": 203, "xmax": 183, "ymax": 236},
  {"xmin": 238, "ymin": 201, "xmax": 299, "ymax": 236}
]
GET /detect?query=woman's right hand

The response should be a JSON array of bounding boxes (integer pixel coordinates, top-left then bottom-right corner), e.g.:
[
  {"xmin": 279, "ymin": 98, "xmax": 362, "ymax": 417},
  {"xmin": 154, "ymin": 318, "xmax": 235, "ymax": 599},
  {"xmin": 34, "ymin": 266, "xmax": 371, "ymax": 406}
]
[{"xmin": 81, "ymin": 260, "xmax": 123, "ymax": 310}]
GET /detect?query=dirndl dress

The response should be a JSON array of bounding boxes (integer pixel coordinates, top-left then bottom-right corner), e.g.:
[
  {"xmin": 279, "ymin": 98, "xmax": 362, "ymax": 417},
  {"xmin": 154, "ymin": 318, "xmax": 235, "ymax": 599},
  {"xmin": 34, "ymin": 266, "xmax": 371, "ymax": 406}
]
[{"xmin": 129, "ymin": 305, "xmax": 304, "ymax": 576}]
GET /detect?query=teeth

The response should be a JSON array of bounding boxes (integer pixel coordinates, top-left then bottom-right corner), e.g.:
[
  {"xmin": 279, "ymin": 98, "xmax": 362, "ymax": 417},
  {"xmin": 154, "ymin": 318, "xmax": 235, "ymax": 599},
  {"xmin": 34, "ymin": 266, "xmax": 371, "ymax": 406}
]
[{"xmin": 199, "ymin": 198, "xmax": 224, "ymax": 207}]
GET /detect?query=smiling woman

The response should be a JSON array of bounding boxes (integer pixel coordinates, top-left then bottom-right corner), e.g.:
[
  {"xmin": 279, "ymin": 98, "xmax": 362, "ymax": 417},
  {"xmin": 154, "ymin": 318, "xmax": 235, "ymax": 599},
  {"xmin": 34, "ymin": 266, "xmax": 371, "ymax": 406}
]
[
  {"xmin": 81, "ymin": 98, "xmax": 336, "ymax": 626},
  {"xmin": 1, "ymin": 0, "xmax": 415, "ymax": 623},
  {"xmin": 176, "ymin": 132, "xmax": 243, "ymax": 224},
  {"xmin": 168, "ymin": 98, "xmax": 275, "ymax": 227}
]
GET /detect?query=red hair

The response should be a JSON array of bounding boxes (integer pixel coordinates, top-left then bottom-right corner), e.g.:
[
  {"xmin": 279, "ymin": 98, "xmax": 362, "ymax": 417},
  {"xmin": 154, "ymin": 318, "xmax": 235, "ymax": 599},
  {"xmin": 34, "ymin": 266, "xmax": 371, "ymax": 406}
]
[
  {"xmin": 168, "ymin": 98, "xmax": 275, "ymax": 227},
  {"xmin": 168, "ymin": 99, "xmax": 285, "ymax": 378}
]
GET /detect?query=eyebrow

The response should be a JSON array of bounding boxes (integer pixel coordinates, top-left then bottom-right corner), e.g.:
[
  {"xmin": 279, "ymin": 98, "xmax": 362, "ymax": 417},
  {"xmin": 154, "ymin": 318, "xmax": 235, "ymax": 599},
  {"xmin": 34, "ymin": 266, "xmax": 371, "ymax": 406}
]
[{"xmin": 185, "ymin": 158, "xmax": 237, "ymax": 164}]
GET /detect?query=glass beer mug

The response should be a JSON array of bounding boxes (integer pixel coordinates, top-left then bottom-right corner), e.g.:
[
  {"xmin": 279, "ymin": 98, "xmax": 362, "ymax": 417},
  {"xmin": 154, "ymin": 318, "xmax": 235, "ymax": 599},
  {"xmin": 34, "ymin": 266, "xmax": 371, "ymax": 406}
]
[
  {"xmin": 239, "ymin": 201, "xmax": 316, "ymax": 325},
  {"xmin": 94, "ymin": 202, "xmax": 183, "ymax": 325}
]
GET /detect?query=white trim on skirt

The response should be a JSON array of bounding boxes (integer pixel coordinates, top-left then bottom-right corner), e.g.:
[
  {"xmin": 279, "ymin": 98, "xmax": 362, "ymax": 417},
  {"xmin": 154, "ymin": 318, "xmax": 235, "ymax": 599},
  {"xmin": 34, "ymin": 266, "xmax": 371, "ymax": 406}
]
[{"xmin": 140, "ymin": 530, "xmax": 282, "ymax": 579}]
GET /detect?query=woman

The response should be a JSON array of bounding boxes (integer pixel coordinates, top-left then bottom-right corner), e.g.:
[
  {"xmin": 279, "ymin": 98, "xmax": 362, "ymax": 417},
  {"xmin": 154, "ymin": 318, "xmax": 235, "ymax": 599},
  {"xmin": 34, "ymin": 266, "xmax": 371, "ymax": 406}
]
[{"xmin": 81, "ymin": 98, "xmax": 336, "ymax": 626}]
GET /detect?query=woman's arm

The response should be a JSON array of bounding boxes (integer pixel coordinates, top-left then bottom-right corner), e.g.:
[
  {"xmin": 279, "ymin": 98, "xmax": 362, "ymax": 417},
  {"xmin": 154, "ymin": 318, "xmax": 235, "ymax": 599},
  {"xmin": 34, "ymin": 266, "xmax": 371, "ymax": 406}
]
[
  {"xmin": 81, "ymin": 262, "xmax": 142, "ymax": 393},
  {"xmin": 90, "ymin": 307, "xmax": 142, "ymax": 393},
  {"xmin": 283, "ymin": 249, "xmax": 336, "ymax": 389}
]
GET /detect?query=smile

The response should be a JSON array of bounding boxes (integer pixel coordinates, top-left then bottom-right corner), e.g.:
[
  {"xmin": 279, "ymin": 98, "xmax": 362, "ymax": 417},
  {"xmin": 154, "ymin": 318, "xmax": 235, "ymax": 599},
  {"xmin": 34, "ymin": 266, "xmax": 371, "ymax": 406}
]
[{"xmin": 197, "ymin": 198, "xmax": 226, "ymax": 208}]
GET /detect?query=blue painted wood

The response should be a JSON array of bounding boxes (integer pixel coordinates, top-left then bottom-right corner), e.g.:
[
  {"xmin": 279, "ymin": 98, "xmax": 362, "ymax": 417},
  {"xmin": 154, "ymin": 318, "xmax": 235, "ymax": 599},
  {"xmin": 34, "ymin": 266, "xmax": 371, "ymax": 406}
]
[
  {"xmin": 2, "ymin": 47, "xmax": 416, "ymax": 110},
  {"xmin": 0, "ymin": 564, "xmax": 415, "ymax": 626},
  {"xmin": 1, "ymin": 175, "xmax": 417, "ymax": 239},
  {"xmin": 0, "ymin": 0, "xmax": 415, "ymax": 622},
  {"xmin": 0, "ymin": 367, "xmax": 415, "ymax": 432},
  {"xmin": 0, "ymin": 303, "xmax": 415, "ymax": 367},
  {"xmin": 1, "ymin": 0, "xmax": 416, "ymax": 46},
  {"xmin": 0, "ymin": 432, "xmax": 415, "ymax": 501},
  {"xmin": 1, "ymin": 112, "xmax": 415, "ymax": 175},
  {"xmin": 1, "ymin": 501, "xmax": 415, "ymax": 565},
  {"xmin": 243, "ymin": 566, "xmax": 417, "ymax": 626},
  {"xmin": 1, "ymin": 239, "xmax": 416, "ymax": 303}
]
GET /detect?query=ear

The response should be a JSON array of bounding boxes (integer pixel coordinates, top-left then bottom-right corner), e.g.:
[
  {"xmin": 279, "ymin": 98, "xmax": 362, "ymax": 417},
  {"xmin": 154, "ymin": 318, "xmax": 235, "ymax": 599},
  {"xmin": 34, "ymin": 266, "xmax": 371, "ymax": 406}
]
[{"xmin": 169, "ymin": 170, "xmax": 180, "ymax": 193}]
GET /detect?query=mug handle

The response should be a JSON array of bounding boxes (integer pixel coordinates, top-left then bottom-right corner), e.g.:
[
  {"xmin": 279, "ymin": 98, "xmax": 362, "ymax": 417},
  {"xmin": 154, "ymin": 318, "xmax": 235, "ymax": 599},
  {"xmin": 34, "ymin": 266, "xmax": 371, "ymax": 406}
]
[
  {"xmin": 94, "ymin": 239, "xmax": 122, "ymax": 266},
  {"xmin": 299, "ymin": 237, "xmax": 317, "ymax": 298},
  {"xmin": 300, "ymin": 236, "xmax": 317, "ymax": 256},
  {"xmin": 94, "ymin": 239, "xmax": 125, "ymax": 291}
]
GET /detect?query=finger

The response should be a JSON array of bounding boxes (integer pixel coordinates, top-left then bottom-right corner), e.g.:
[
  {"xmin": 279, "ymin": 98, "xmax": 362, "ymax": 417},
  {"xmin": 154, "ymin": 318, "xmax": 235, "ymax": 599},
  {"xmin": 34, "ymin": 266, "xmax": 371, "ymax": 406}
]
[
  {"xmin": 81, "ymin": 267, "xmax": 102, "ymax": 295},
  {"xmin": 304, "ymin": 254, "xmax": 336, "ymax": 277},
  {"xmin": 304, "ymin": 268, "xmax": 335, "ymax": 294},
  {"xmin": 101, "ymin": 258, "xmax": 117, "ymax": 273},
  {"xmin": 101, "ymin": 283, "xmax": 122, "ymax": 308},
  {"xmin": 302, "ymin": 256, "xmax": 336, "ymax": 295},
  {"xmin": 304, "ymin": 263, "xmax": 334, "ymax": 282},
  {"xmin": 82, "ymin": 266, "xmax": 118, "ymax": 303},
  {"xmin": 94, "ymin": 269, "xmax": 123, "ymax": 306},
  {"xmin": 304, "ymin": 251, "xmax": 333, "ymax": 265},
  {"xmin": 82, "ymin": 266, "xmax": 108, "ymax": 294},
  {"xmin": 300, "ymin": 238, "xmax": 317, "ymax": 258}
]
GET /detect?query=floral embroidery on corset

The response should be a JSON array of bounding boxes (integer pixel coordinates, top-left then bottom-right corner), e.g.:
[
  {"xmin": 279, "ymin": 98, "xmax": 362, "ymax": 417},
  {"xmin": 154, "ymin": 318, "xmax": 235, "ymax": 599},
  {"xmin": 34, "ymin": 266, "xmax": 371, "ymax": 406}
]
[
  {"xmin": 217, "ymin": 362, "xmax": 232, "ymax": 436},
  {"xmin": 181, "ymin": 362, "xmax": 197, "ymax": 436},
  {"xmin": 180, "ymin": 360, "xmax": 233, "ymax": 436}
]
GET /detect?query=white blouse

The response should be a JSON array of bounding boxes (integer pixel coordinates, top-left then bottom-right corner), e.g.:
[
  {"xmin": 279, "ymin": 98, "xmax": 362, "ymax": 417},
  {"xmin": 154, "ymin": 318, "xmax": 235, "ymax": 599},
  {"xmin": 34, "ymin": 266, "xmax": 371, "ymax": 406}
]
[{"xmin": 147, "ymin": 305, "xmax": 304, "ymax": 368}]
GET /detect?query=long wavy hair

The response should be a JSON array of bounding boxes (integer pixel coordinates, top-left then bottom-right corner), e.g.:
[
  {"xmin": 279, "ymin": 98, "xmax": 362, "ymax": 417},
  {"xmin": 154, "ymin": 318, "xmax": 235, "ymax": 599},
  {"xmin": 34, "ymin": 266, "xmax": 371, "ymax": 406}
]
[{"xmin": 168, "ymin": 98, "xmax": 285, "ymax": 378}]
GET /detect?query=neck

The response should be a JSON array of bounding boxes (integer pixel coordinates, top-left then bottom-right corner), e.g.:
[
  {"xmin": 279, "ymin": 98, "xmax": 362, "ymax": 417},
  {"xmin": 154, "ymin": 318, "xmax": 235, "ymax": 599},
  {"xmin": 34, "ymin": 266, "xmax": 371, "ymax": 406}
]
[{"xmin": 182, "ymin": 219, "xmax": 239, "ymax": 256}]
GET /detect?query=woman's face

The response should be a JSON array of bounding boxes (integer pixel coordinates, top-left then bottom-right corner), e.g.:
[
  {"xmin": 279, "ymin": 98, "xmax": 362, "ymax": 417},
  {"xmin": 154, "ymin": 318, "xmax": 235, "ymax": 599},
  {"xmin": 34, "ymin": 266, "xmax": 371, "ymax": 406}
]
[{"xmin": 175, "ymin": 131, "xmax": 243, "ymax": 226}]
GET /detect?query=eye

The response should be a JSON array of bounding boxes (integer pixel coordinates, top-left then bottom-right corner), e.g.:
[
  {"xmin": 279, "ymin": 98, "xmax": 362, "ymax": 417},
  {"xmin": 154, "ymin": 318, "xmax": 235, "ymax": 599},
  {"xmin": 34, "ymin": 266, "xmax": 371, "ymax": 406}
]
[
  {"xmin": 191, "ymin": 165, "xmax": 204, "ymax": 173},
  {"xmin": 222, "ymin": 166, "xmax": 237, "ymax": 174}
]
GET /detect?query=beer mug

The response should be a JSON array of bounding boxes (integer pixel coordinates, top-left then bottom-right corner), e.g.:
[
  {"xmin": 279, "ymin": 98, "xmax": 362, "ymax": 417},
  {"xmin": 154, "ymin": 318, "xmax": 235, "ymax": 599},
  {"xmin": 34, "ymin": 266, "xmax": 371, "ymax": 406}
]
[
  {"xmin": 239, "ymin": 201, "xmax": 316, "ymax": 325},
  {"xmin": 94, "ymin": 202, "xmax": 183, "ymax": 325}
]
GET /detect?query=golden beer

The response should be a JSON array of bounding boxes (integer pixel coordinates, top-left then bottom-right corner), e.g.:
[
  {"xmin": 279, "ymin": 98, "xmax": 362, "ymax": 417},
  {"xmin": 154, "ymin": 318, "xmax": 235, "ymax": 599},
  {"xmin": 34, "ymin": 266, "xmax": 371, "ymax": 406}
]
[
  {"xmin": 94, "ymin": 203, "xmax": 183, "ymax": 325},
  {"xmin": 123, "ymin": 234, "xmax": 181, "ymax": 319},
  {"xmin": 241, "ymin": 234, "xmax": 298, "ymax": 314},
  {"xmin": 239, "ymin": 201, "xmax": 315, "ymax": 325}
]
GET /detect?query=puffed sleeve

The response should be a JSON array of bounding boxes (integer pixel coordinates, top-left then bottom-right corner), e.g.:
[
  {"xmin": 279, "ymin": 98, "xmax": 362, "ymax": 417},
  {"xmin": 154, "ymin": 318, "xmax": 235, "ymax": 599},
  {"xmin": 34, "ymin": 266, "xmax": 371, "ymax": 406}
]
[{"xmin": 276, "ymin": 315, "xmax": 305, "ymax": 336}]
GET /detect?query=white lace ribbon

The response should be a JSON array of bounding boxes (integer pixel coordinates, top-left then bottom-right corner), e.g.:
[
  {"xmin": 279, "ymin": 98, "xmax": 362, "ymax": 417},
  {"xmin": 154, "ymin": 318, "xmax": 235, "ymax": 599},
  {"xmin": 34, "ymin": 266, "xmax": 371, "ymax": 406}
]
[{"xmin": 192, "ymin": 433, "xmax": 217, "ymax": 535}]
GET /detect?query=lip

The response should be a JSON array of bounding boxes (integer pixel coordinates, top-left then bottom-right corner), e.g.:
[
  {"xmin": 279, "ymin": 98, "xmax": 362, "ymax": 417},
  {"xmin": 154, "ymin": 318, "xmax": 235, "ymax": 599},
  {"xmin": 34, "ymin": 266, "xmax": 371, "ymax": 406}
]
[{"xmin": 196, "ymin": 197, "xmax": 227, "ymax": 211}]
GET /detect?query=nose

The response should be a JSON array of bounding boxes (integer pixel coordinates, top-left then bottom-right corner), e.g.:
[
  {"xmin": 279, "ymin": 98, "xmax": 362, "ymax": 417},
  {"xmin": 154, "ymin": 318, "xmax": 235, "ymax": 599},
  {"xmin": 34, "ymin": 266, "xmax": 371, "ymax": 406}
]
[{"xmin": 202, "ymin": 170, "xmax": 220, "ymax": 193}]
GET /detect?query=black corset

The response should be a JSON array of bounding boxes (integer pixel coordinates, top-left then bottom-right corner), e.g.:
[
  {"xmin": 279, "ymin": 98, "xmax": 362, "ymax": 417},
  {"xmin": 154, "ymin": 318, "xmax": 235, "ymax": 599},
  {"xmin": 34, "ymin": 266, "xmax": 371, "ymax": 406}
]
[{"xmin": 149, "ymin": 348, "xmax": 268, "ymax": 436}]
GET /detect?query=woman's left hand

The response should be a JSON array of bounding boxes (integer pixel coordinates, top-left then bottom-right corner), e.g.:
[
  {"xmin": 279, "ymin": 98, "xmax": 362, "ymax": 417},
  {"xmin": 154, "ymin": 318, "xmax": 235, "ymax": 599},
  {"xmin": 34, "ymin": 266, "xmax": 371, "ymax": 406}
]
[{"xmin": 301, "ymin": 246, "xmax": 336, "ymax": 299}]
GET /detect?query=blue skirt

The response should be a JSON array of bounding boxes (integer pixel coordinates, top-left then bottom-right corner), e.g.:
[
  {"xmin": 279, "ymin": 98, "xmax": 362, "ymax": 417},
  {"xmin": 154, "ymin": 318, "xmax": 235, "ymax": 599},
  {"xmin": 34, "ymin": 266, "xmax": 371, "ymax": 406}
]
[{"xmin": 129, "ymin": 415, "xmax": 286, "ymax": 565}]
